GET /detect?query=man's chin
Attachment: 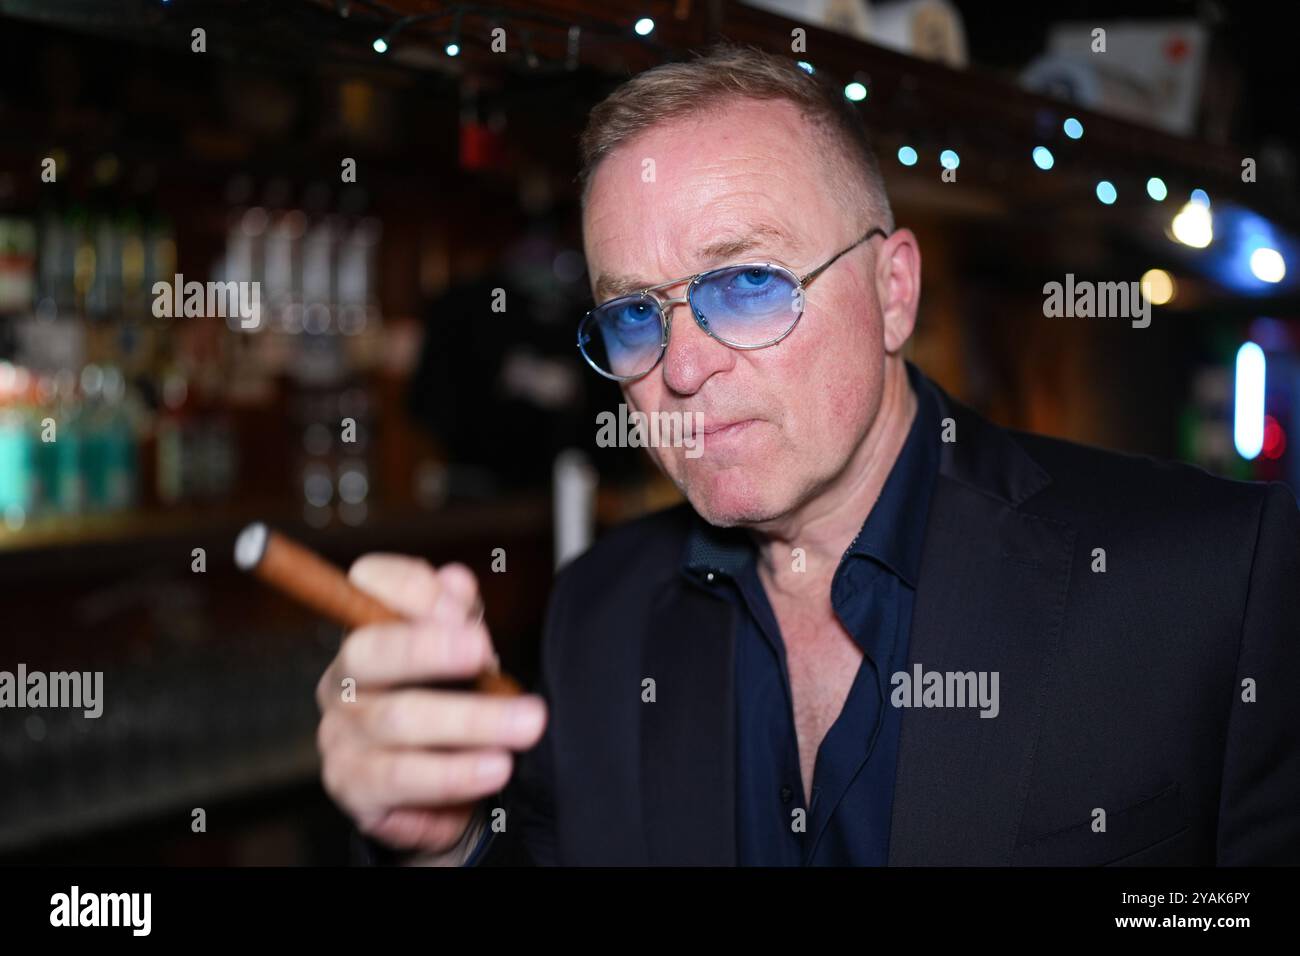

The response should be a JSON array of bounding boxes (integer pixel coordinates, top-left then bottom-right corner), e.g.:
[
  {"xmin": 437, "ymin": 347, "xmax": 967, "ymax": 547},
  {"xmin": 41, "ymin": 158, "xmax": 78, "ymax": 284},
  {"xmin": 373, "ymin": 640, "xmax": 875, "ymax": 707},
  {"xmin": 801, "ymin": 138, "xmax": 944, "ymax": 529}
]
[{"xmin": 679, "ymin": 470, "xmax": 788, "ymax": 528}]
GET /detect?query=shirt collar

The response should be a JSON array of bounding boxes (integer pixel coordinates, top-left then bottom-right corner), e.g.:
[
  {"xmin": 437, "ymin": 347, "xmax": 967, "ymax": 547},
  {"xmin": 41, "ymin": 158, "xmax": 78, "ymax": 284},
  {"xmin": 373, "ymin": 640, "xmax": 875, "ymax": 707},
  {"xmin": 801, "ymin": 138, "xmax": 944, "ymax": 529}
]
[{"xmin": 681, "ymin": 360, "xmax": 941, "ymax": 588}]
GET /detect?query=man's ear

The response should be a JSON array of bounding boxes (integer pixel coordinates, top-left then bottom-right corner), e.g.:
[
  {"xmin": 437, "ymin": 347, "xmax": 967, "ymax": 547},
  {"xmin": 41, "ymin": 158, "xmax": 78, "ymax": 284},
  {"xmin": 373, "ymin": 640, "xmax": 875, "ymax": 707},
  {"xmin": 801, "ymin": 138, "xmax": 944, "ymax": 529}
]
[{"xmin": 876, "ymin": 227, "xmax": 921, "ymax": 354}]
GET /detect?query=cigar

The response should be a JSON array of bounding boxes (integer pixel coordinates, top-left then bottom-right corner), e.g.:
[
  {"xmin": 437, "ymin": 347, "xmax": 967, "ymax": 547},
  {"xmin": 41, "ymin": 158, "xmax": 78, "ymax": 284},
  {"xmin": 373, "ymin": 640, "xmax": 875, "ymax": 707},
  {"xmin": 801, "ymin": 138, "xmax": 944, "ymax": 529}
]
[{"xmin": 234, "ymin": 522, "xmax": 521, "ymax": 696}]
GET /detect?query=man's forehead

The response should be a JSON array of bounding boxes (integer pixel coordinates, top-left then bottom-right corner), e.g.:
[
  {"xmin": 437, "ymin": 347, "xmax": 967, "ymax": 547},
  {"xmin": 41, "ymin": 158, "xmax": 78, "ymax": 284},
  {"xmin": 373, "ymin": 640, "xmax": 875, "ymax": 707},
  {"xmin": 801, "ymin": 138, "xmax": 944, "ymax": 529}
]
[
  {"xmin": 582, "ymin": 101, "xmax": 829, "ymax": 301},
  {"xmin": 589, "ymin": 219, "xmax": 805, "ymax": 302}
]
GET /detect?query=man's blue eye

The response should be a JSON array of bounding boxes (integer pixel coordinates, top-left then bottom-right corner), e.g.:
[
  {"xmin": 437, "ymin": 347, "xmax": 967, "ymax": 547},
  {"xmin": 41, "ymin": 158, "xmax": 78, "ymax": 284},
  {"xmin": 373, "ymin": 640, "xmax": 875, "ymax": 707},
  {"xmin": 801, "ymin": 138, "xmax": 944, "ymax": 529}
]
[
  {"xmin": 618, "ymin": 303, "xmax": 652, "ymax": 324},
  {"xmin": 719, "ymin": 268, "xmax": 785, "ymax": 309},
  {"xmin": 607, "ymin": 301, "xmax": 657, "ymax": 331}
]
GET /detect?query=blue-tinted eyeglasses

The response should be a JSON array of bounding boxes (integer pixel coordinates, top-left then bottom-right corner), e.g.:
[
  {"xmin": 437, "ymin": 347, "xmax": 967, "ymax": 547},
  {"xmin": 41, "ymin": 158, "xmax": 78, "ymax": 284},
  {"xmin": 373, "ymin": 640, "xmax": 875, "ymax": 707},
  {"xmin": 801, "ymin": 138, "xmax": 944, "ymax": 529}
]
[{"xmin": 577, "ymin": 227, "xmax": 887, "ymax": 382}]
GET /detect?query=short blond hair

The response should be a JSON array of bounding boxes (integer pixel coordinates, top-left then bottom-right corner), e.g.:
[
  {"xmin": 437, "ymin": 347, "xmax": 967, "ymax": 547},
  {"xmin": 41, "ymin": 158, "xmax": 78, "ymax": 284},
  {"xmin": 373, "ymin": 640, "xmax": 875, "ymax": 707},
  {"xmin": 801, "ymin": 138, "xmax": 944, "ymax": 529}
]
[{"xmin": 577, "ymin": 42, "xmax": 893, "ymax": 231}]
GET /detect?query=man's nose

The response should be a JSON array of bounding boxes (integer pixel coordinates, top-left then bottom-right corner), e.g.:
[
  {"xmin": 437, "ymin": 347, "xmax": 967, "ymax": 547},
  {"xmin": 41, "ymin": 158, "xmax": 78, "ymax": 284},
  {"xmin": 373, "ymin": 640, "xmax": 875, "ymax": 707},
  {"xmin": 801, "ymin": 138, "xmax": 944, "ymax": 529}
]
[{"xmin": 659, "ymin": 297, "xmax": 734, "ymax": 395}]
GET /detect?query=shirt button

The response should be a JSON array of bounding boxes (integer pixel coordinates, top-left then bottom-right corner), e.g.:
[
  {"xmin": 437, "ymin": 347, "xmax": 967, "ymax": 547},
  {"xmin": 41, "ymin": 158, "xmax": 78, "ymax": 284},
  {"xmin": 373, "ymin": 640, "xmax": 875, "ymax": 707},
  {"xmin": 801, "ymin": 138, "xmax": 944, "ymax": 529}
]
[{"xmin": 780, "ymin": 785, "xmax": 793, "ymax": 804}]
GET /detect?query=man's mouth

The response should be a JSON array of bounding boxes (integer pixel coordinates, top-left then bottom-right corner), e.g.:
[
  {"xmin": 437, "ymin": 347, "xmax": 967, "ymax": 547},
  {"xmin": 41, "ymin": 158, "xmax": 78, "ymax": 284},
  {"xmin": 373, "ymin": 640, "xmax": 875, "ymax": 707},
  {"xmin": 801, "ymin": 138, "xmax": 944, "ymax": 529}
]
[{"xmin": 702, "ymin": 418, "xmax": 759, "ymax": 437}]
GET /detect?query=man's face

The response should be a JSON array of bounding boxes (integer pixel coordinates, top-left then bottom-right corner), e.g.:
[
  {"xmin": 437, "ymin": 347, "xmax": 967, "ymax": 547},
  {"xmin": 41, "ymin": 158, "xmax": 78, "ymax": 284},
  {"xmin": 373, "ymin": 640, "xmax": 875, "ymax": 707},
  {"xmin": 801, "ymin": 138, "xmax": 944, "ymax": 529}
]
[{"xmin": 582, "ymin": 98, "xmax": 897, "ymax": 528}]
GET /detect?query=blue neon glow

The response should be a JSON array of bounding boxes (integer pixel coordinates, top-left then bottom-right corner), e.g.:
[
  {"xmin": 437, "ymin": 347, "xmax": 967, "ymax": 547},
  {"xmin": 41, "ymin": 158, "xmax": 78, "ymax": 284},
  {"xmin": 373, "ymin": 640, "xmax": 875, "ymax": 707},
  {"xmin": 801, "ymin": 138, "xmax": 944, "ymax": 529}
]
[
  {"xmin": 1234, "ymin": 342, "xmax": 1266, "ymax": 460},
  {"xmin": 1146, "ymin": 177, "xmax": 1167, "ymax": 201},
  {"xmin": 1063, "ymin": 117, "xmax": 1084, "ymax": 139},
  {"xmin": 1032, "ymin": 146, "xmax": 1054, "ymax": 170},
  {"xmin": 1096, "ymin": 180, "xmax": 1117, "ymax": 204},
  {"xmin": 1185, "ymin": 205, "xmax": 1300, "ymax": 294},
  {"xmin": 897, "ymin": 146, "xmax": 918, "ymax": 166}
]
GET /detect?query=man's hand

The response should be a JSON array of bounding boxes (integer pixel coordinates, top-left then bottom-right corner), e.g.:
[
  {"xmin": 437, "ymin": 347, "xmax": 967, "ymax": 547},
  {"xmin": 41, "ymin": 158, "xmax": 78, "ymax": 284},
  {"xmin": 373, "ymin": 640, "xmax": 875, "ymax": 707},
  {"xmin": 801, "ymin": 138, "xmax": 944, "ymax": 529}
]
[{"xmin": 315, "ymin": 555, "xmax": 548, "ymax": 861}]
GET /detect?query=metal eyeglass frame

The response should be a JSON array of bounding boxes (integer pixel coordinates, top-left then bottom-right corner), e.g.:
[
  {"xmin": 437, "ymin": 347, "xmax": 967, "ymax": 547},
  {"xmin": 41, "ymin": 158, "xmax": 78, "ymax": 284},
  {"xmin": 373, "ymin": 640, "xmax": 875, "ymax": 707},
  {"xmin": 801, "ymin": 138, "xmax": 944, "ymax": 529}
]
[{"xmin": 577, "ymin": 226, "xmax": 889, "ymax": 382}]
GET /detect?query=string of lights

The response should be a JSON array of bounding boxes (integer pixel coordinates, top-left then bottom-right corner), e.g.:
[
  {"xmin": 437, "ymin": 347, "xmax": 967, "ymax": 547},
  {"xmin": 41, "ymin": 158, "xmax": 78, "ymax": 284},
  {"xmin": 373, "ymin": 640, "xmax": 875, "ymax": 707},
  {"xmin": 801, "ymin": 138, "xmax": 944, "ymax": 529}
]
[
  {"xmin": 341, "ymin": 1, "xmax": 668, "ymax": 67},
  {"xmin": 337, "ymin": 3, "xmax": 1288, "ymax": 309}
]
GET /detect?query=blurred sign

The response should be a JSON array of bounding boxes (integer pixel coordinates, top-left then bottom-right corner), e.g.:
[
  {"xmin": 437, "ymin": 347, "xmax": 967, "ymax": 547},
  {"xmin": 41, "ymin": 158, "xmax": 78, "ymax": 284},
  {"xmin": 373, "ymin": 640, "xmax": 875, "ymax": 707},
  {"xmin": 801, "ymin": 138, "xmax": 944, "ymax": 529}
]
[
  {"xmin": 741, "ymin": 0, "xmax": 967, "ymax": 67},
  {"xmin": 1022, "ymin": 21, "xmax": 1208, "ymax": 136}
]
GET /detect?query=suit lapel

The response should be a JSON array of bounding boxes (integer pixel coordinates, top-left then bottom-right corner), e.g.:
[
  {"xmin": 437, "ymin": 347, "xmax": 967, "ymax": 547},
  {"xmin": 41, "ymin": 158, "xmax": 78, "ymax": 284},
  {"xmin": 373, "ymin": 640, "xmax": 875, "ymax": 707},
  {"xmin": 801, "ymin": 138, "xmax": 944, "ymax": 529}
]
[
  {"xmin": 640, "ymin": 577, "xmax": 738, "ymax": 865},
  {"xmin": 888, "ymin": 389, "xmax": 1076, "ymax": 864}
]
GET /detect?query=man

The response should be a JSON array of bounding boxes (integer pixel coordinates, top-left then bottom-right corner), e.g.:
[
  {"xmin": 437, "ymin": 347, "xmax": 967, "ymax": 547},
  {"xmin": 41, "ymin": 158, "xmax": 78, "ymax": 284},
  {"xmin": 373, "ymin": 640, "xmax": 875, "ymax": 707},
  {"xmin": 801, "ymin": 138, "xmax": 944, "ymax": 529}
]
[{"xmin": 317, "ymin": 44, "xmax": 1300, "ymax": 866}]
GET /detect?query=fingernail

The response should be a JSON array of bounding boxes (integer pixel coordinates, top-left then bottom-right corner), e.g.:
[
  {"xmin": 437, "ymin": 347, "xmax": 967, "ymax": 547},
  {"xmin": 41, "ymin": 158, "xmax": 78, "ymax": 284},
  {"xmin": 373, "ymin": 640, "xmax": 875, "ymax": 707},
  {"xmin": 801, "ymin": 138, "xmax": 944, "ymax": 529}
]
[
  {"xmin": 476, "ymin": 753, "xmax": 511, "ymax": 782},
  {"xmin": 507, "ymin": 699, "xmax": 544, "ymax": 737}
]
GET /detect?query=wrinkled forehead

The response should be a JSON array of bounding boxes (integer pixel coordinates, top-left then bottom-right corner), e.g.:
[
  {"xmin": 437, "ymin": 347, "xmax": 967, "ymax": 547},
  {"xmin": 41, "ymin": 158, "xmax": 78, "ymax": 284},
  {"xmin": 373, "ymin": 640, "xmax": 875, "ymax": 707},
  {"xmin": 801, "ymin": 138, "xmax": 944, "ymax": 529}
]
[{"xmin": 580, "ymin": 100, "xmax": 843, "ymax": 299}]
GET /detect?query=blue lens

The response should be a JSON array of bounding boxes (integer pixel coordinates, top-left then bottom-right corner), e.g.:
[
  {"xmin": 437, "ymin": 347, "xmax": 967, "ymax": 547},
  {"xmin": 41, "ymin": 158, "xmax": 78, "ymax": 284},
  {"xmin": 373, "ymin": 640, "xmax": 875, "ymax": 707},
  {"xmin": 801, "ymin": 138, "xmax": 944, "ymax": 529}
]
[
  {"xmin": 580, "ymin": 293, "xmax": 664, "ymax": 379},
  {"xmin": 690, "ymin": 264, "xmax": 801, "ymax": 344}
]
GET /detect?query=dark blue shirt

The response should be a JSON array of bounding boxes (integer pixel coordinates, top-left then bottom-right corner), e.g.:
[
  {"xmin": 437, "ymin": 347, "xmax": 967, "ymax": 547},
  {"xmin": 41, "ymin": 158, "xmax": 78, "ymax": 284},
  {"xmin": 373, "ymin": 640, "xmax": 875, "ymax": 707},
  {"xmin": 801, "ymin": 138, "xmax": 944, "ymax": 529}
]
[{"xmin": 681, "ymin": 362, "xmax": 941, "ymax": 865}]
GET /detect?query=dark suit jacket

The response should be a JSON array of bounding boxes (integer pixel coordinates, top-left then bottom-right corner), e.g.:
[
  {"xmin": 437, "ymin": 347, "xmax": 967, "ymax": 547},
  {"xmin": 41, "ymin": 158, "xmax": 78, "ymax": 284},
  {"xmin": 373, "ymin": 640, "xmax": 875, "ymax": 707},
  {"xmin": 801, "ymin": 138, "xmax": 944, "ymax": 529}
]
[{"xmin": 474, "ymin": 375, "xmax": 1300, "ymax": 866}]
